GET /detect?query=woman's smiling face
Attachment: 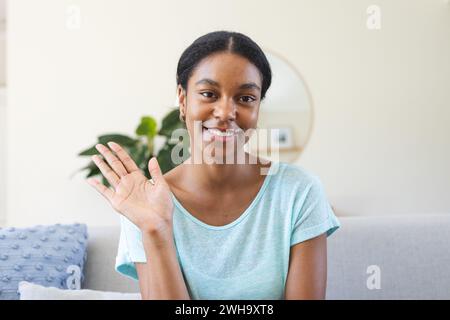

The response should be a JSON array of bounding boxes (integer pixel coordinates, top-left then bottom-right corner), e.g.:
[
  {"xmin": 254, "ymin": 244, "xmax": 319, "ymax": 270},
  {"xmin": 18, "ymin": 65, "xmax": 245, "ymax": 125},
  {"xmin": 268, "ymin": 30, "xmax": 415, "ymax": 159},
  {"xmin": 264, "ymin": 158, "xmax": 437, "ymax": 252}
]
[{"xmin": 177, "ymin": 51, "xmax": 263, "ymax": 162}]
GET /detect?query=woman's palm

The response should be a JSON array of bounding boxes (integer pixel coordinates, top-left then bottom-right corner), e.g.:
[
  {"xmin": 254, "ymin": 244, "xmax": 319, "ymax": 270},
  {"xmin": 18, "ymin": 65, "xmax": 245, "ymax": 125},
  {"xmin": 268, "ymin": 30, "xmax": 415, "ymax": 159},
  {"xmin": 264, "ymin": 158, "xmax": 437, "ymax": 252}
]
[
  {"xmin": 87, "ymin": 142, "xmax": 174, "ymax": 233},
  {"xmin": 112, "ymin": 171, "xmax": 172, "ymax": 229}
]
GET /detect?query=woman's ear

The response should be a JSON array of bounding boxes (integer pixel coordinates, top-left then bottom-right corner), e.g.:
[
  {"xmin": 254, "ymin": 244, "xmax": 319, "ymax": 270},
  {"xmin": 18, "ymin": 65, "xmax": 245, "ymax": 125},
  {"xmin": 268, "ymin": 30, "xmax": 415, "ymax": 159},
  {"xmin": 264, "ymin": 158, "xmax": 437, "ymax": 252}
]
[{"xmin": 177, "ymin": 84, "xmax": 186, "ymax": 120}]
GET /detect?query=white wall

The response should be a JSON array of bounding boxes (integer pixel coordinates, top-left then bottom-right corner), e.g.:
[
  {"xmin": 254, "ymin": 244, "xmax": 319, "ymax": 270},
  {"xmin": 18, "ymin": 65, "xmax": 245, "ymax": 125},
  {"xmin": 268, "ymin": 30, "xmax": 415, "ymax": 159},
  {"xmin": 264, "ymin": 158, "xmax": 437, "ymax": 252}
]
[
  {"xmin": 5, "ymin": 0, "xmax": 450, "ymax": 227},
  {"xmin": 0, "ymin": 88, "xmax": 5, "ymax": 226},
  {"xmin": 0, "ymin": 3, "xmax": 6, "ymax": 225}
]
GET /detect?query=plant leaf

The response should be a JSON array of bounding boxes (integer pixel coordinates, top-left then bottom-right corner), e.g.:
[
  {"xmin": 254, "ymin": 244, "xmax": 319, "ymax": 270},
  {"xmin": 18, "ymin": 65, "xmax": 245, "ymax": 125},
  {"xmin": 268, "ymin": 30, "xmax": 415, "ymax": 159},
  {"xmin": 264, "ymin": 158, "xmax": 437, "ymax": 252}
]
[
  {"xmin": 156, "ymin": 141, "xmax": 189, "ymax": 174},
  {"xmin": 156, "ymin": 145, "xmax": 173, "ymax": 174},
  {"xmin": 98, "ymin": 134, "xmax": 137, "ymax": 146},
  {"xmin": 135, "ymin": 116, "xmax": 157, "ymax": 138},
  {"xmin": 78, "ymin": 145, "xmax": 99, "ymax": 156},
  {"xmin": 136, "ymin": 144, "xmax": 150, "ymax": 171},
  {"xmin": 86, "ymin": 167, "xmax": 100, "ymax": 178},
  {"xmin": 158, "ymin": 108, "xmax": 185, "ymax": 138},
  {"xmin": 77, "ymin": 160, "xmax": 100, "ymax": 178},
  {"xmin": 102, "ymin": 176, "xmax": 110, "ymax": 188}
]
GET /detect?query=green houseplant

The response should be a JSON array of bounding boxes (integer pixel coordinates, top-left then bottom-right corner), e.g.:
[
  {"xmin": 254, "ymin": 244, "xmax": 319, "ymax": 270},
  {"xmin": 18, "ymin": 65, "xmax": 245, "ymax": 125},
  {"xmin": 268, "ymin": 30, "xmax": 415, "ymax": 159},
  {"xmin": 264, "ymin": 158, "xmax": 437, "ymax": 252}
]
[{"xmin": 76, "ymin": 108, "xmax": 188, "ymax": 186}]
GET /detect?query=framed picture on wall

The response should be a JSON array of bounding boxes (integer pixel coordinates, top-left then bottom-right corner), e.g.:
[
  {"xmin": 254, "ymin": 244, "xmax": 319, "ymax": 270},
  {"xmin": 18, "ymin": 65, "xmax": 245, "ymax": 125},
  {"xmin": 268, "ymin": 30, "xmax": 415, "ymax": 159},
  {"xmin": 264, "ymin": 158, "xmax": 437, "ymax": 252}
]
[{"xmin": 270, "ymin": 127, "xmax": 294, "ymax": 149}]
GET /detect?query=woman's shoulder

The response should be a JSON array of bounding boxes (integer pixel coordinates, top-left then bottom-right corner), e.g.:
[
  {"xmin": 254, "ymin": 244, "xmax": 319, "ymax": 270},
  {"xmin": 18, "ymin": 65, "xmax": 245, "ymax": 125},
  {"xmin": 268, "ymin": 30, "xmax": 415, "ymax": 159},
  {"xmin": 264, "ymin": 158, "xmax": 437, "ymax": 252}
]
[{"xmin": 269, "ymin": 161, "xmax": 320, "ymax": 187}]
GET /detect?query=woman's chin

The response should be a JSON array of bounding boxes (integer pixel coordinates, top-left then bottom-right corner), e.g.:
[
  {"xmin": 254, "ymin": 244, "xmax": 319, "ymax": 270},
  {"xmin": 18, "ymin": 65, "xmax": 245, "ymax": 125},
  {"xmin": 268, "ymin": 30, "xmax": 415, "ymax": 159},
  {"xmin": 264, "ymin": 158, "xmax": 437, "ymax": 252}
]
[{"xmin": 194, "ymin": 143, "xmax": 245, "ymax": 164}]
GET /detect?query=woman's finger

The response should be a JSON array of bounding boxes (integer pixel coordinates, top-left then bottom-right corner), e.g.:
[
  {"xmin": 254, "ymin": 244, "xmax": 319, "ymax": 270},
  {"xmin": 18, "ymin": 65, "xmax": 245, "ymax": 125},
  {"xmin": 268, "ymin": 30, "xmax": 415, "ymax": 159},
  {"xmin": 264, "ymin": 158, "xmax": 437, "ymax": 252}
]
[
  {"xmin": 86, "ymin": 177, "xmax": 114, "ymax": 202},
  {"xmin": 107, "ymin": 141, "xmax": 140, "ymax": 173},
  {"xmin": 91, "ymin": 154, "xmax": 120, "ymax": 188},
  {"xmin": 148, "ymin": 157, "xmax": 164, "ymax": 185},
  {"xmin": 95, "ymin": 144, "xmax": 128, "ymax": 177}
]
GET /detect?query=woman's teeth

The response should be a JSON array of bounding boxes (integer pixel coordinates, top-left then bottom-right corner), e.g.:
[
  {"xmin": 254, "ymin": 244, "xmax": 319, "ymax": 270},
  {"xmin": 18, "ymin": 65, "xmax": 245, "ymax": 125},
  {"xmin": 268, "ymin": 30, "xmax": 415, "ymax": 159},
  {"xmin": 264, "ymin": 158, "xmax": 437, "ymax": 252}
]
[{"xmin": 207, "ymin": 128, "xmax": 236, "ymax": 137}]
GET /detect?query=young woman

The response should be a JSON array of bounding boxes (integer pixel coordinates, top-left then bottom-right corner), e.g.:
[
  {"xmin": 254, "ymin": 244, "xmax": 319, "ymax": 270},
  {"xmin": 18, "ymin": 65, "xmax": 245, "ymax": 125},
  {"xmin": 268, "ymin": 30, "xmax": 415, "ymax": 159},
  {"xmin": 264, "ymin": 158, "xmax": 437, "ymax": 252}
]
[{"xmin": 87, "ymin": 31, "xmax": 341, "ymax": 300}]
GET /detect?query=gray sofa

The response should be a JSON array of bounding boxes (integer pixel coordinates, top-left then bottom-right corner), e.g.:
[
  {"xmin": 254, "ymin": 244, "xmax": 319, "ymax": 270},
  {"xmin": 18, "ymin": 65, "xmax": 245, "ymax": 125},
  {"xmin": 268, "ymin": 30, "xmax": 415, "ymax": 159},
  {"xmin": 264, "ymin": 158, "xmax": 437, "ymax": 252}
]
[{"xmin": 83, "ymin": 213, "xmax": 450, "ymax": 299}]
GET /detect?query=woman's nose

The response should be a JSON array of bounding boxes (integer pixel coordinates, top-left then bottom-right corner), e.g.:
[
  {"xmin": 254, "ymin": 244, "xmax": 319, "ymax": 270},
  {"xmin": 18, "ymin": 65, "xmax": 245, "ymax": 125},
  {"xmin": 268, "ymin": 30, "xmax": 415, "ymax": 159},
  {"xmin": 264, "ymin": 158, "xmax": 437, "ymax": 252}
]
[{"xmin": 213, "ymin": 99, "xmax": 236, "ymax": 122}]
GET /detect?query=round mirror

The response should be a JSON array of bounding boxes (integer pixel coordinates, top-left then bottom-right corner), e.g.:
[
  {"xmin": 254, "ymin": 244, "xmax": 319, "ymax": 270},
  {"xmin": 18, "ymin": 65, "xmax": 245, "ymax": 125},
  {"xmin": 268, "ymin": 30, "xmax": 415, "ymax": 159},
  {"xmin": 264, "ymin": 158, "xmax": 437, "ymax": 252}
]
[{"xmin": 245, "ymin": 49, "xmax": 314, "ymax": 163}]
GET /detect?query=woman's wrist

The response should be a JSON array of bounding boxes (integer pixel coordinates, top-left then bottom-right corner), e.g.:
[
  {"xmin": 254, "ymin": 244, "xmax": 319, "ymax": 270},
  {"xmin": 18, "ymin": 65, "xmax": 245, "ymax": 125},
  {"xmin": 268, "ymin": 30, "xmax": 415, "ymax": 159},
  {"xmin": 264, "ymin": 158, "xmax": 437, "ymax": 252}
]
[
  {"xmin": 139, "ymin": 214, "xmax": 172, "ymax": 236},
  {"xmin": 142, "ymin": 225, "xmax": 174, "ymax": 249}
]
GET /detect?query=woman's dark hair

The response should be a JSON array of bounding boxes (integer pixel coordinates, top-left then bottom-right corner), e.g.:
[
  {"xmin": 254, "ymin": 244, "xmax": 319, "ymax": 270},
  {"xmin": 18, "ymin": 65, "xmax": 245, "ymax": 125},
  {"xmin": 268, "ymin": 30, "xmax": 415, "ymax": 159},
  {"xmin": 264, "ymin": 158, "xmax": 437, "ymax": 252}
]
[{"xmin": 176, "ymin": 31, "xmax": 272, "ymax": 100}]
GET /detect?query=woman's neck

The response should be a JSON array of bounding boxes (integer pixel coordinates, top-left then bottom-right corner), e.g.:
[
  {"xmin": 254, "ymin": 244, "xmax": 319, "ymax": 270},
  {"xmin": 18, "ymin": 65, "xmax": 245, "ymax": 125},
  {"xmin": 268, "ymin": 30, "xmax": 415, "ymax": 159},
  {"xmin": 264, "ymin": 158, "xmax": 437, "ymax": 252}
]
[{"xmin": 180, "ymin": 152, "xmax": 270, "ymax": 192}]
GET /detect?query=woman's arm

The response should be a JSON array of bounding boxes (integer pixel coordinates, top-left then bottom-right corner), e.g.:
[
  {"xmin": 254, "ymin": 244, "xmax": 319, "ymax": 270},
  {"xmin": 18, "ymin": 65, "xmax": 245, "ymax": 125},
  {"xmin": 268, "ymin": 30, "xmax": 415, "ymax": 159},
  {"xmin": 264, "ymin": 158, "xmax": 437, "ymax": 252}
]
[
  {"xmin": 135, "ymin": 230, "xmax": 191, "ymax": 300},
  {"xmin": 86, "ymin": 142, "xmax": 189, "ymax": 299},
  {"xmin": 284, "ymin": 233, "xmax": 327, "ymax": 299}
]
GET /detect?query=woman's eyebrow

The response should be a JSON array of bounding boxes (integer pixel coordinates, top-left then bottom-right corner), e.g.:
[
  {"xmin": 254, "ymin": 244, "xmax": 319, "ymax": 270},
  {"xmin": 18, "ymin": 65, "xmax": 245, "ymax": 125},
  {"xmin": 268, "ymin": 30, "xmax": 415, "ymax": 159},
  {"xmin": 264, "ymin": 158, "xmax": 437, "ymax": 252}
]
[
  {"xmin": 239, "ymin": 82, "xmax": 261, "ymax": 91},
  {"xmin": 195, "ymin": 78, "xmax": 261, "ymax": 91},
  {"xmin": 195, "ymin": 78, "xmax": 219, "ymax": 87}
]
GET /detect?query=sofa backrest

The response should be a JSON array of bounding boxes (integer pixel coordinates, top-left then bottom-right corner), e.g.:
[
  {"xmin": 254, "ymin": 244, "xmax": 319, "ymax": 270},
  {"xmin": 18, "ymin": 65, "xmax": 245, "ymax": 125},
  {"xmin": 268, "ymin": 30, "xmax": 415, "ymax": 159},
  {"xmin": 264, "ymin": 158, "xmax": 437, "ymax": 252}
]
[
  {"xmin": 326, "ymin": 213, "xmax": 450, "ymax": 299},
  {"xmin": 85, "ymin": 213, "xmax": 450, "ymax": 299},
  {"xmin": 84, "ymin": 226, "xmax": 139, "ymax": 293}
]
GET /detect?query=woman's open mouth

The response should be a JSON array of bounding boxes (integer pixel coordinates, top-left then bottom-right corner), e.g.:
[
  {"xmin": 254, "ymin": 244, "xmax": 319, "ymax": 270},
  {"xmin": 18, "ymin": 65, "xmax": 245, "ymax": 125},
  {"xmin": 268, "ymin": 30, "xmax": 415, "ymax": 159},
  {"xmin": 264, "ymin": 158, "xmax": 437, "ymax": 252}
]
[{"xmin": 202, "ymin": 126, "xmax": 240, "ymax": 142}]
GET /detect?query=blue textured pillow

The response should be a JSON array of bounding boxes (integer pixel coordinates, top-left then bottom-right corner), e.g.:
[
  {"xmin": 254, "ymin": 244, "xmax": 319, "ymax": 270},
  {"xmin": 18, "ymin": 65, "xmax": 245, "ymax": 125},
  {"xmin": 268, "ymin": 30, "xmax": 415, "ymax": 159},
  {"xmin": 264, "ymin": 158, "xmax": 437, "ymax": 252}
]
[{"xmin": 0, "ymin": 223, "xmax": 88, "ymax": 300}]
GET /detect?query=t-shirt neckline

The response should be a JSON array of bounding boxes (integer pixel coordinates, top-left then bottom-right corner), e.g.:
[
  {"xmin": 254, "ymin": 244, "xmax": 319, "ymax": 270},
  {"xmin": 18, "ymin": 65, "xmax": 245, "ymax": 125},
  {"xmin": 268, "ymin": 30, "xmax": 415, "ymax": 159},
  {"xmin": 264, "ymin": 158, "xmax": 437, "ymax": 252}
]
[{"xmin": 170, "ymin": 162, "xmax": 279, "ymax": 231}]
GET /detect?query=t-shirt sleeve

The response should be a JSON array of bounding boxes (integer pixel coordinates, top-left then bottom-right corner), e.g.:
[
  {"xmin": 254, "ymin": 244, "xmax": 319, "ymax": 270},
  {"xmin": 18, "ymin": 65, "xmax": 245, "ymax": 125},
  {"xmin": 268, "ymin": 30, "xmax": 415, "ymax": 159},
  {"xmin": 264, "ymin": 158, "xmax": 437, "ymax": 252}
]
[
  {"xmin": 115, "ymin": 215, "xmax": 147, "ymax": 281},
  {"xmin": 290, "ymin": 174, "xmax": 341, "ymax": 246}
]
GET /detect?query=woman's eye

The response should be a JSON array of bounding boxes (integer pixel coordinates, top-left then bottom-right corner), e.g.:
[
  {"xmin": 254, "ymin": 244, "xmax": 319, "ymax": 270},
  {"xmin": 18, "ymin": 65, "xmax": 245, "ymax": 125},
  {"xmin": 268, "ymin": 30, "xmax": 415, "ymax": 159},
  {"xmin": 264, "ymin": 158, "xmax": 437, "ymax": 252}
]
[
  {"xmin": 200, "ymin": 92, "xmax": 215, "ymax": 98},
  {"xmin": 240, "ymin": 96, "xmax": 255, "ymax": 103}
]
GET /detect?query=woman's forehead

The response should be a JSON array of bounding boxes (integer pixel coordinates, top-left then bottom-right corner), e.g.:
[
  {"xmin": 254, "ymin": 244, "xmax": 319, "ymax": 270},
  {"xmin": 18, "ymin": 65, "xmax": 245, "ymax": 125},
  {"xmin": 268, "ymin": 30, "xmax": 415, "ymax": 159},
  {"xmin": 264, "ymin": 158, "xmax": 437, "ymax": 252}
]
[{"xmin": 189, "ymin": 52, "xmax": 262, "ymax": 88}]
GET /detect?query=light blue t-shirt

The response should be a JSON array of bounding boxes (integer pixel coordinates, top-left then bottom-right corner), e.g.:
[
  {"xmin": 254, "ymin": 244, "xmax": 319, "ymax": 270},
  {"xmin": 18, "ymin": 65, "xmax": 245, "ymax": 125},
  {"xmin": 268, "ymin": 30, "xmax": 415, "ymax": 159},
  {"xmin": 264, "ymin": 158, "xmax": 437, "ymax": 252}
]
[{"xmin": 115, "ymin": 161, "xmax": 341, "ymax": 300}]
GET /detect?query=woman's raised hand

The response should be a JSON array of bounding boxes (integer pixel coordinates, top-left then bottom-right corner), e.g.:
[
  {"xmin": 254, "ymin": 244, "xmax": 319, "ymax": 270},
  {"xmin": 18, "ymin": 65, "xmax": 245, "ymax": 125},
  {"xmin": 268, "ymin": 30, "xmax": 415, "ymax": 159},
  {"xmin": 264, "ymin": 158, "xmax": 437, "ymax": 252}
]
[{"xmin": 86, "ymin": 142, "xmax": 174, "ymax": 236}]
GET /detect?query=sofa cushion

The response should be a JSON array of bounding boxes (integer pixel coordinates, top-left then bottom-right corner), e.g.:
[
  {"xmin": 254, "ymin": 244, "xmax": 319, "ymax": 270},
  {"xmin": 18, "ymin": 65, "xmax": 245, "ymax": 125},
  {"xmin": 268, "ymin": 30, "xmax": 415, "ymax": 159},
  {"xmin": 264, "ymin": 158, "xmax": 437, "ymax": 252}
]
[
  {"xmin": 18, "ymin": 281, "xmax": 141, "ymax": 300},
  {"xmin": 0, "ymin": 223, "xmax": 88, "ymax": 300}
]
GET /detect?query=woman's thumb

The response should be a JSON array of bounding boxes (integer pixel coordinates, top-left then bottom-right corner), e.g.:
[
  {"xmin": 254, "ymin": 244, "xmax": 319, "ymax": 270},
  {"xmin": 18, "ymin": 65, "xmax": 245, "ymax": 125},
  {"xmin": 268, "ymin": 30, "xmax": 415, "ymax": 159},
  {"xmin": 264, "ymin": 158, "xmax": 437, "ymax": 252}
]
[{"xmin": 148, "ymin": 157, "xmax": 163, "ymax": 183}]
